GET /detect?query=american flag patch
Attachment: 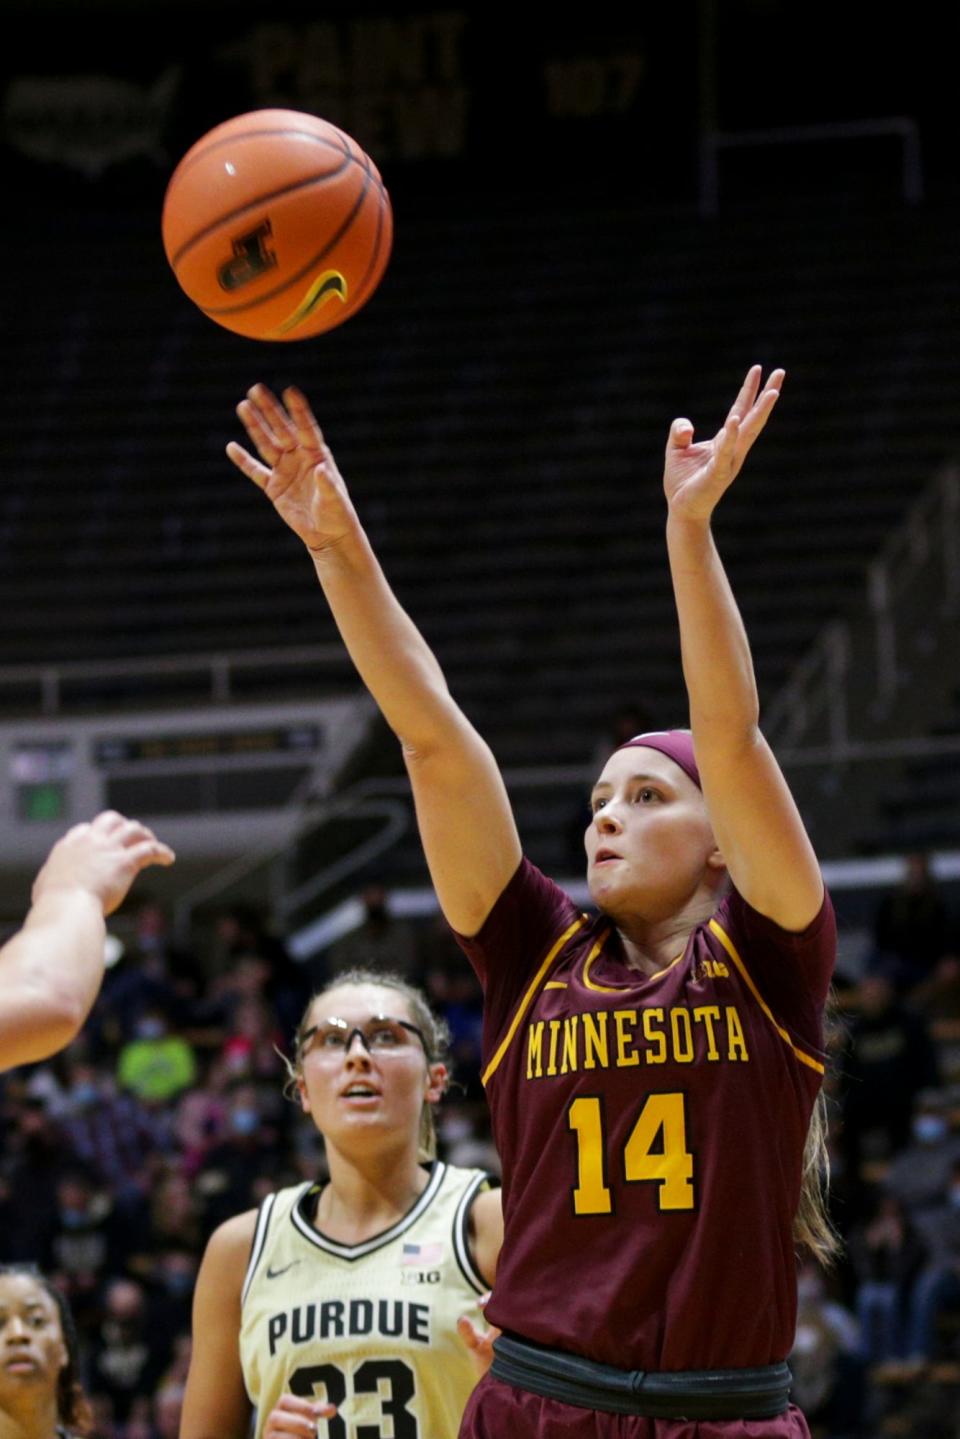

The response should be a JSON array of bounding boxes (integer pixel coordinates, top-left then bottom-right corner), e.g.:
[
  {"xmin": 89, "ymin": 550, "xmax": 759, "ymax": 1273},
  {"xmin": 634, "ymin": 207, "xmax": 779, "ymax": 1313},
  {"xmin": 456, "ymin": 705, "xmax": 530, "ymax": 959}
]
[{"xmin": 400, "ymin": 1242, "xmax": 443, "ymax": 1265}]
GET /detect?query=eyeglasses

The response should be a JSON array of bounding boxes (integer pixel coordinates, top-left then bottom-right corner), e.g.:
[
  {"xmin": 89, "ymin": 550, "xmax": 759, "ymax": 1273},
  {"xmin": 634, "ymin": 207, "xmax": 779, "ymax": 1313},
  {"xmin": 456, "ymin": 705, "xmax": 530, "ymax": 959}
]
[{"xmin": 299, "ymin": 1015, "xmax": 429, "ymax": 1058}]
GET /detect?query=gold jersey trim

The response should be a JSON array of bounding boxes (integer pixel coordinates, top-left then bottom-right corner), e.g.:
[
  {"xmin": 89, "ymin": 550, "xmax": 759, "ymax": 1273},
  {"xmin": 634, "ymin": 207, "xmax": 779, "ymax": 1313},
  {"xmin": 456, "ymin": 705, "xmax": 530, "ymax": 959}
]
[
  {"xmin": 582, "ymin": 932, "xmax": 686, "ymax": 992},
  {"xmin": 481, "ymin": 914, "xmax": 588, "ymax": 1085},
  {"xmin": 708, "ymin": 918, "xmax": 825, "ymax": 1075}
]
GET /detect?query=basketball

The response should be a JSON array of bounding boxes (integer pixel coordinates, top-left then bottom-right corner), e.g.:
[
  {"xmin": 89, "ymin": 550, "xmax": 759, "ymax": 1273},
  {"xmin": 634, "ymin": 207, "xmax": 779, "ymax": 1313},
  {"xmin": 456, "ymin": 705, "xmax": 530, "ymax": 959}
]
[{"xmin": 161, "ymin": 109, "xmax": 393, "ymax": 341}]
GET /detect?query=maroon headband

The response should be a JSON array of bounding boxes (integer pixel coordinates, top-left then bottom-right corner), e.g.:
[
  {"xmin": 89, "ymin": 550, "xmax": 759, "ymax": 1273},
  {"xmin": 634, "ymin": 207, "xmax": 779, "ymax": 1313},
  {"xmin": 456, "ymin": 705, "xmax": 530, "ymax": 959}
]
[{"xmin": 615, "ymin": 730, "xmax": 701, "ymax": 790}]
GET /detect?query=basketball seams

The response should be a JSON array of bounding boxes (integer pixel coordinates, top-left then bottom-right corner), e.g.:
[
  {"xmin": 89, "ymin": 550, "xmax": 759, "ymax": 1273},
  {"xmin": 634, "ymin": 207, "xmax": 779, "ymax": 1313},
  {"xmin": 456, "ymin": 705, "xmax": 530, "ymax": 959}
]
[
  {"xmin": 201, "ymin": 167, "xmax": 379, "ymax": 319},
  {"xmin": 338, "ymin": 150, "xmax": 391, "ymax": 321},
  {"xmin": 170, "ymin": 124, "xmax": 351, "ymax": 183},
  {"xmin": 168, "ymin": 160, "xmax": 355, "ymax": 271}
]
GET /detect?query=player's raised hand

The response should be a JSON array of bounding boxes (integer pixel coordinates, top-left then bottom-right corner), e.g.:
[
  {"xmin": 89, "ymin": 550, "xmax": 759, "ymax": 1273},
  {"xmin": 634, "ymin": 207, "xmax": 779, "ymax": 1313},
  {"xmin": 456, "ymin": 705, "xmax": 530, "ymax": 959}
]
[
  {"xmin": 228, "ymin": 384, "xmax": 358, "ymax": 554},
  {"xmin": 457, "ymin": 1294, "xmax": 502, "ymax": 1379},
  {"xmin": 663, "ymin": 365, "xmax": 784, "ymax": 523},
  {"xmin": 262, "ymin": 1392, "xmax": 337, "ymax": 1439},
  {"xmin": 31, "ymin": 811, "xmax": 175, "ymax": 917}
]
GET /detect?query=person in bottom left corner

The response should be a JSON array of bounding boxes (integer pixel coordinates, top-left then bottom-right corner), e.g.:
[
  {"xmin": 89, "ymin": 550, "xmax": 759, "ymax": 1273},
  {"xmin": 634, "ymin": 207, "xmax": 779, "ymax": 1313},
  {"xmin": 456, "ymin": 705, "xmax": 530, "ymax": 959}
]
[
  {"xmin": 0, "ymin": 1264, "xmax": 93, "ymax": 1439},
  {"xmin": 180, "ymin": 967, "xmax": 503, "ymax": 1439}
]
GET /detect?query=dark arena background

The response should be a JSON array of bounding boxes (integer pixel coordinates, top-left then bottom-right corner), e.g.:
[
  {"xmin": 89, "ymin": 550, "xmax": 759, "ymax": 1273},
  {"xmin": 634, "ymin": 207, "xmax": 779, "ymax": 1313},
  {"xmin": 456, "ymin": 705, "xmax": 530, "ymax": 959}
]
[{"xmin": 1, "ymin": 3, "xmax": 959, "ymax": 1435}]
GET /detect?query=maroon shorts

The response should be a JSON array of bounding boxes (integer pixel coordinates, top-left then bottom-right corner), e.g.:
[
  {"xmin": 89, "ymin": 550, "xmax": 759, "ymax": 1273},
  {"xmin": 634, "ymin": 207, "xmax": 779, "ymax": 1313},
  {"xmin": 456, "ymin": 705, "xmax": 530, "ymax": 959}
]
[{"xmin": 459, "ymin": 1374, "xmax": 813, "ymax": 1439}]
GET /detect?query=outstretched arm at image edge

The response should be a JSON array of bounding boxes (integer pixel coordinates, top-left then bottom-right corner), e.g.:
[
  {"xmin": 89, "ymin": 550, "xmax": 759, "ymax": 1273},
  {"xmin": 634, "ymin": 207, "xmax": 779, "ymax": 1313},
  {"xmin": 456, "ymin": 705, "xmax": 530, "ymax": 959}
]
[
  {"xmin": 663, "ymin": 368, "xmax": 823, "ymax": 932},
  {"xmin": 0, "ymin": 812, "xmax": 174, "ymax": 1070}
]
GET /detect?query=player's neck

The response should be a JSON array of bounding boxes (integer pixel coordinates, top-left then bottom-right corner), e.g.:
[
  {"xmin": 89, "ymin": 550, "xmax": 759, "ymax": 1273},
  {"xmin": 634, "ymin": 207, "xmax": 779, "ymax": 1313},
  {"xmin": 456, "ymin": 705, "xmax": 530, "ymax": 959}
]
[
  {"xmin": 616, "ymin": 892, "xmax": 719, "ymax": 974},
  {"xmin": 316, "ymin": 1141, "xmax": 430, "ymax": 1244},
  {"xmin": 0, "ymin": 1391, "xmax": 60, "ymax": 1439}
]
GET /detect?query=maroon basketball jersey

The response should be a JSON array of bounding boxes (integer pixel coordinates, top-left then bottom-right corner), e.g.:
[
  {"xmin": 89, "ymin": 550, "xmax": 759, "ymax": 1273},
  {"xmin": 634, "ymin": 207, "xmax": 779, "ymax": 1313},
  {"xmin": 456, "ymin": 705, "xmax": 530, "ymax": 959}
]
[{"xmin": 454, "ymin": 858, "xmax": 835, "ymax": 1372}]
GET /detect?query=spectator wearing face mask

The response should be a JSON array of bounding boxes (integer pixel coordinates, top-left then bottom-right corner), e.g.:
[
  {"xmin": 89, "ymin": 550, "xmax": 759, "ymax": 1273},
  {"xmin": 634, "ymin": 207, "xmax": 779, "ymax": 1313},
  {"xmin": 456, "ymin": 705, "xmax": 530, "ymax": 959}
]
[
  {"xmin": 885, "ymin": 1091, "xmax": 960, "ymax": 1214},
  {"xmin": 193, "ymin": 1085, "xmax": 284, "ymax": 1232},
  {"xmin": 116, "ymin": 1010, "xmax": 197, "ymax": 1104},
  {"xmin": 899, "ymin": 1158, "xmax": 960, "ymax": 1365},
  {"xmin": 49, "ymin": 1170, "xmax": 141, "ymax": 1330},
  {"xmin": 61, "ymin": 1060, "xmax": 172, "ymax": 1202}
]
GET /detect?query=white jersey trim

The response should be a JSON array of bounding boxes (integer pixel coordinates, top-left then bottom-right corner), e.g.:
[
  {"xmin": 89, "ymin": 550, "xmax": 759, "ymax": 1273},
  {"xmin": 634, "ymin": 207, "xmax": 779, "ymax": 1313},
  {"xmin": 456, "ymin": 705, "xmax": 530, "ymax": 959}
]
[
  {"xmin": 452, "ymin": 1170, "xmax": 491, "ymax": 1296},
  {"xmin": 241, "ymin": 1190, "xmax": 279, "ymax": 1305},
  {"xmin": 289, "ymin": 1160, "xmax": 448, "ymax": 1260}
]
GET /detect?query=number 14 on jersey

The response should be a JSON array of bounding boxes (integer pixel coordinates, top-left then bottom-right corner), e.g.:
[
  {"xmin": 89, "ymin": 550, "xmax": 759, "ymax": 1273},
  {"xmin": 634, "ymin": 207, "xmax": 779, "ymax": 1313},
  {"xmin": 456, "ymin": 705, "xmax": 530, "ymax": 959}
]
[{"xmin": 567, "ymin": 1092, "xmax": 695, "ymax": 1215}]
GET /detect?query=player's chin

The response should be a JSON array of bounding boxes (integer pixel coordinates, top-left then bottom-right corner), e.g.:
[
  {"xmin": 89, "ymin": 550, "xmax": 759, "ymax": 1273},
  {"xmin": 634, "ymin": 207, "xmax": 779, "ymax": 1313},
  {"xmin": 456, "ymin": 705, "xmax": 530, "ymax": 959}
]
[{"xmin": 587, "ymin": 868, "xmax": 622, "ymax": 913}]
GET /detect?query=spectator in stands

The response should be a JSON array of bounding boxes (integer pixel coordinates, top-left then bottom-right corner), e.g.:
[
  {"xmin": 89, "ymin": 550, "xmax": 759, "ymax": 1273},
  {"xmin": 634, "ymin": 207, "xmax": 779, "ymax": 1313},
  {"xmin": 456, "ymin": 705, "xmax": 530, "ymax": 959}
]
[
  {"xmin": 789, "ymin": 1259, "xmax": 864, "ymax": 1437},
  {"xmin": 870, "ymin": 852, "xmax": 953, "ymax": 998},
  {"xmin": 848, "ymin": 1192, "xmax": 928, "ymax": 1364},
  {"xmin": 903, "ymin": 1157, "xmax": 960, "ymax": 1364},
  {"xmin": 49, "ymin": 1170, "xmax": 140, "ymax": 1316},
  {"xmin": 116, "ymin": 1007, "xmax": 197, "ymax": 1104},
  {"xmin": 209, "ymin": 903, "xmax": 308, "ymax": 1037},
  {"xmin": 60, "ymin": 1057, "xmax": 171, "ymax": 1202},
  {"xmin": 324, "ymin": 880, "xmax": 419, "ymax": 981},
  {"xmin": 154, "ymin": 1381, "xmax": 186, "ymax": 1439},
  {"xmin": 218, "ymin": 996, "xmax": 284, "ymax": 1083},
  {"xmin": 0, "ymin": 1264, "xmax": 93, "ymax": 1439},
  {"xmin": 88, "ymin": 1278, "xmax": 170, "ymax": 1424},
  {"xmin": 885, "ymin": 1089, "xmax": 960, "ymax": 1214},
  {"xmin": 840, "ymin": 969, "xmax": 940, "ymax": 1170},
  {"xmin": 0, "ymin": 813, "xmax": 173, "ymax": 1072},
  {"xmin": 0, "ymin": 1096, "xmax": 64, "ymax": 1264},
  {"xmin": 138, "ymin": 1168, "xmax": 205, "ymax": 1260},
  {"xmin": 193, "ymin": 1084, "xmax": 284, "ymax": 1232}
]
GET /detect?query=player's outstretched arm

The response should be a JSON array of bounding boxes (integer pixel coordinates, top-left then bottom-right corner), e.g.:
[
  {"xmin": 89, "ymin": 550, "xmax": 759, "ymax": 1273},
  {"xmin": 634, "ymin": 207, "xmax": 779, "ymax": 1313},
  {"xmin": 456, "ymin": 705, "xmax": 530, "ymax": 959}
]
[
  {"xmin": 228, "ymin": 384, "xmax": 521, "ymax": 936},
  {"xmin": 180, "ymin": 1213, "xmax": 258, "ymax": 1439},
  {"xmin": 663, "ymin": 366, "xmax": 823, "ymax": 932},
  {"xmin": 0, "ymin": 811, "xmax": 175, "ymax": 1071}
]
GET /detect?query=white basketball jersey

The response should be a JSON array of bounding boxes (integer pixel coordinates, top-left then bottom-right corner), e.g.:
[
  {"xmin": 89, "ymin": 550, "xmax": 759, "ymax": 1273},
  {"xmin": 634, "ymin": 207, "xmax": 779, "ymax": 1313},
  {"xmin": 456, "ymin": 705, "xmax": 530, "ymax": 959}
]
[{"xmin": 240, "ymin": 1162, "xmax": 491, "ymax": 1439}]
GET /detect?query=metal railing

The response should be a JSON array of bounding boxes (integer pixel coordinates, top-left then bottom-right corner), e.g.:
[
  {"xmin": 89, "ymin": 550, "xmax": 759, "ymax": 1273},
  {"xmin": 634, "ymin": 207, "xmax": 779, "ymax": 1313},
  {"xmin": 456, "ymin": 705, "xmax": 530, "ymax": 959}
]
[
  {"xmin": 765, "ymin": 463, "xmax": 960, "ymax": 757},
  {"xmin": 0, "ymin": 644, "xmax": 347, "ymax": 716}
]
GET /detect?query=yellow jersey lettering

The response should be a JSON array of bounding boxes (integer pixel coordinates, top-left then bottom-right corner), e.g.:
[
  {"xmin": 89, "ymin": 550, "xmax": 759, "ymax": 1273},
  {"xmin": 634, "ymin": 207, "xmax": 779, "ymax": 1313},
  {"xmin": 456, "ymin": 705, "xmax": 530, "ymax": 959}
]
[
  {"xmin": 527, "ymin": 1021, "xmax": 544, "ymax": 1079},
  {"xmin": 560, "ymin": 1014, "xmax": 580, "ymax": 1074},
  {"xmin": 692, "ymin": 1005, "xmax": 721, "ymax": 1061},
  {"xmin": 670, "ymin": 1006, "xmax": 694, "ymax": 1063},
  {"xmin": 582, "ymin": 1010, "xmax": 609, "ymax": 1070},
  {"xmin": 642, "ymin": 1008, "xmax": 667, "ymax": 1064},
  {"xmin": 546, "ymin": 1018, "xmax": 561, "ymax": 1076},
  {"xmin": 725, "ymin": 1005, "xmax": 750, "ymax": 1061},
  {"xmin": 614, "ymin": 1009, "xmax": 640, "ymax": 1067}
]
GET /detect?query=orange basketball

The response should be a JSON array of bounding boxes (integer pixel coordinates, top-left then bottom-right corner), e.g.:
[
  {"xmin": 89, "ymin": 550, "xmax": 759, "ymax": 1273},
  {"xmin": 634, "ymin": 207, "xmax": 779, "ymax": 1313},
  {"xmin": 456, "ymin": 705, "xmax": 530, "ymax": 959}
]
[{"xmin": 161, "ymin": 109, "xmax": 393, "ymax": 341}]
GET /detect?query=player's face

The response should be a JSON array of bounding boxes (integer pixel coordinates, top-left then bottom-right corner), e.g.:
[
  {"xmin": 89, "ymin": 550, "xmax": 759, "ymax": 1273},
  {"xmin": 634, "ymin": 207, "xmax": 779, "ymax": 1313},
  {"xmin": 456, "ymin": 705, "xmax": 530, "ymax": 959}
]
[
  {"xmin": 0, "ymin": 1275, "xmax": 67, "ymax": 1406},
  {"xmin": 584, "ymin": 746, "xmax": 722, "ymax": 922},
  {"xmin": 297, "ymin": 983, "xmax": 445, "ymax": 1152}
]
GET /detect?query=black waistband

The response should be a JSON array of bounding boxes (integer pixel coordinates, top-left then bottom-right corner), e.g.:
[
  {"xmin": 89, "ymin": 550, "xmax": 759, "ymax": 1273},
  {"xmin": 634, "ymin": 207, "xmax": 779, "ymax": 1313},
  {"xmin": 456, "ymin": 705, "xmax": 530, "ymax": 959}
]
[{"xmin": 490, "ymin": 1334, "xmax": 792, "ymax": 1420}]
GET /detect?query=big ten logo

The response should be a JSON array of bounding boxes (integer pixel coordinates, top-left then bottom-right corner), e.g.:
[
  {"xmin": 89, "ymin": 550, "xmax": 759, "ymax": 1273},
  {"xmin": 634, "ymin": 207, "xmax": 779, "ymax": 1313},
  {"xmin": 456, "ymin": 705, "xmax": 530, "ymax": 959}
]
[
  {"xmin": 400, "ymin": 1269, "xmax": 441, "ymax": 1286},
  {"xmin": 702, "ymin": 959, "xmax": 729, "ymax": 979},
  {"xmin": 217, "ymin": 14, "xmax": 469, "ymax": 160},
  {"xmin": 544, "ymin": 52, "xmax": 644, "ymax": 119}
]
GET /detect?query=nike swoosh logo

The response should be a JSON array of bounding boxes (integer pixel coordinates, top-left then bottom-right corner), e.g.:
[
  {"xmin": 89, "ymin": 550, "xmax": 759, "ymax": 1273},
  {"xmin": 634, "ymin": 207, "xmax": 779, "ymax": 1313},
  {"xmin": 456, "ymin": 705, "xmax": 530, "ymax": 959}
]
[
  {"xmin": 273, "ymin": 270, "xmax": 348, "ymax": 335},
  {"xmin": 266, "ymin": 1260, "xmax": 302, "ymax": 1279}
]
